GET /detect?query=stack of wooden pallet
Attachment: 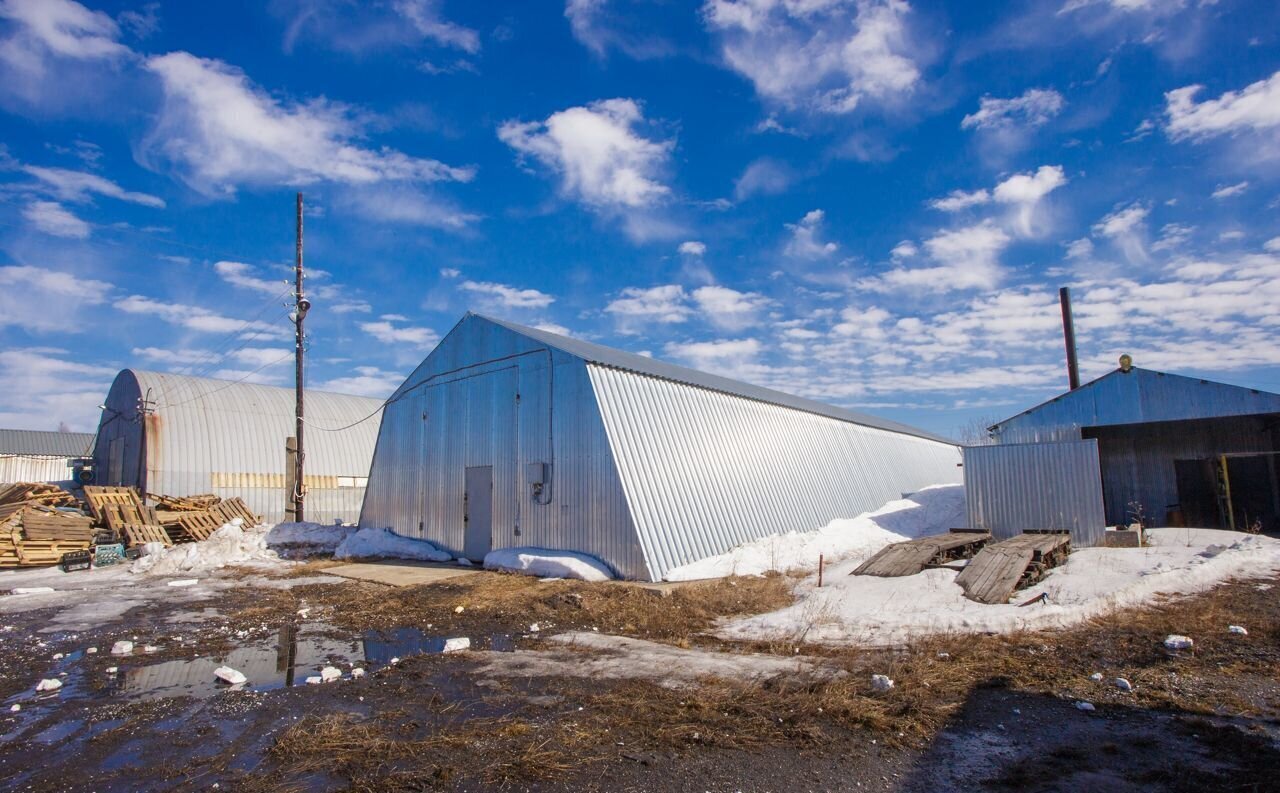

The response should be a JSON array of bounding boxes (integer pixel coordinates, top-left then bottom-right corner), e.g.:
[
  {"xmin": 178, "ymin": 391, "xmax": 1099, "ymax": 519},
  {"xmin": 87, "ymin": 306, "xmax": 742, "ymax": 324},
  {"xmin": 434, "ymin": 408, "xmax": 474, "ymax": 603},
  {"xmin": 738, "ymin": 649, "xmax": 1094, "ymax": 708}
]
[
  {"xmin": 0, "ymin": 483, "xmax": 94, "ymax": 568},
  {"xmin": 151, "ymin": 493, "xmax": 261, "ymax": 543},
  {"xmin": 82, "ymin": 485, "xmax": 173, "ymax": 549}
]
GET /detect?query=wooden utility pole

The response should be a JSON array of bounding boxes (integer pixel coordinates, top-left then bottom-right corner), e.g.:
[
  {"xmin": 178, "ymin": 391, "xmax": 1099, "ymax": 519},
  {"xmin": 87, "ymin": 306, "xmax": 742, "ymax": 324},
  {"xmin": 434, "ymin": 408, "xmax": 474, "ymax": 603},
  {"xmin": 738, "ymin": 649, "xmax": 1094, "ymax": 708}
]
[{"xmin": 293, "ymin": 192, "xmax": 309, "ymax": 523}]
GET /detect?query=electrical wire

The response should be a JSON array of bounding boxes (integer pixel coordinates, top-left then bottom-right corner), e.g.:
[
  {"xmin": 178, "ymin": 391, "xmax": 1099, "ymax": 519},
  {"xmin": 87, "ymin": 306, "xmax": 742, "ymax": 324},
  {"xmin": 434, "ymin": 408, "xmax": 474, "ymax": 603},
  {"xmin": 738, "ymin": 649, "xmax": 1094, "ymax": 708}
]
[{"xmin": 161, "ymin": 349, "xmax": 297, "ymax": 410}]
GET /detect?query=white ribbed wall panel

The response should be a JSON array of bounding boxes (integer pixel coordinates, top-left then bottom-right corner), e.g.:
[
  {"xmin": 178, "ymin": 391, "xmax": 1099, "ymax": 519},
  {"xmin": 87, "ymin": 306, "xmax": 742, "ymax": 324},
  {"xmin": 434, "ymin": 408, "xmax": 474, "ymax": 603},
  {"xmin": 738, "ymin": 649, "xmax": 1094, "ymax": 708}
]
[{"xmin": 588, "ymin": 365, "xmax": 963, "ymax": 580}]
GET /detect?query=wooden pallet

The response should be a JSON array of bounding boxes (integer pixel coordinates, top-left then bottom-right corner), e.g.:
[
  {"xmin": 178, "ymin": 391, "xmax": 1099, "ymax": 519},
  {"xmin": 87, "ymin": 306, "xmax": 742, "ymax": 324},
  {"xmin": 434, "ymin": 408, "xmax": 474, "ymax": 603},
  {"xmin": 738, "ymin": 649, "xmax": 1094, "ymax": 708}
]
[
  {"xmin": 211, "ymin": 497, "xmax": 259, "ymax": 528},
  {"xmin": 150, "ymin": 493, "xmax": 220, "ymax": 512},
  {"xmin": 0, "ymin": 539, "xmax": 92, "ymax": 568},
  {"xmin": 20, "ymin": 511, "xmax": 95, "ymax": 543},
  {"xmin": 853, "ymin": 529, "xmax": 992, "ymax": 578},
  {"xmin": 83, "ymin": 486, "xmax": 144, "ymax": 524},
  {"xmin": 955, "ymin": 532, "xmax": 1072, "ymax": 605},
  {"xmin": 123, "ymin": 524, "xmax": 173, "ymax": 548},
  {"xmin": 169, "ymin": 510, "xmax": 224, "ymax": 542},
  {"xmin": 0, "ymin": 482, "xmax": 77, "ymax": 508}
]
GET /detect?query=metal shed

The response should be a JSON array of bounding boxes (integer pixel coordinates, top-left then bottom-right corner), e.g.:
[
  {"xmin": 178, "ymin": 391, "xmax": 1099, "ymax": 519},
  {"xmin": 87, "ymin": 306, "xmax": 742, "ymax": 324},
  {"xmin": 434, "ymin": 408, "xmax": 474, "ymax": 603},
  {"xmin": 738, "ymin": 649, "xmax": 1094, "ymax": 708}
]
[
  {"xmin": 93, "ymin": 370, "xmax": 383, "ymax": 524},
  {"xmin": 0, "ymin": 429, "xmax": 95, "ymax": 487},
  {"xmin": 359, "ymin": 314, "xmax": 962, "ymax": 581},
  {"xmin": 981, "ymin": 364, "xmax": 1280, "ymax": 533}
]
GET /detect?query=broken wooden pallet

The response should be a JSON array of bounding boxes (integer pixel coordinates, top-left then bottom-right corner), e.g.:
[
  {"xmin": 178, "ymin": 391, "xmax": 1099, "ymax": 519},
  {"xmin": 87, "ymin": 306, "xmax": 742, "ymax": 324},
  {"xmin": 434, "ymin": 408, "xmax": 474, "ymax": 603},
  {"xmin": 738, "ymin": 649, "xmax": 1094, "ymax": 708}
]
[
  {"xmin": 123, "ymin": 524, "xmax": 173, "ymax": 548},
  {"xmin": 168, "ymin": 510, "xmax": 223, "ymax": 543},
  {"xmin": 150, "ymin": 493, "xmax": 220, "ymax": 512},
  {"xmin": 82, "ymin": 486, "xmax": 144, "ymax": 524},
  {"xmin": 0, "ymin": 482, "xmax": 78, "ymax": 508},
  {"xmin": 852, "ymin": 529, "xmax": 991, "ymax": 578},
  {"xmin": 211, "ymin": 497, "xmax": 259, "ymax": 528},
  {"xmin": 955, "ymin": 531, "xmax": 1071, "ymax": 605}
]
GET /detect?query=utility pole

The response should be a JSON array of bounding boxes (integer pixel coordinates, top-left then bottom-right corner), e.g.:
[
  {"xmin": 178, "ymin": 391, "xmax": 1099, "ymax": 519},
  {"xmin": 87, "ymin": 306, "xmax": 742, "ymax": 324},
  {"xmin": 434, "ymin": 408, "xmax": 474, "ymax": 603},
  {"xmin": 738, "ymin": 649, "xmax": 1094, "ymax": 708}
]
[{"xmin": 293, "ymin": 192, "xmax": 310, "ymax": 523}]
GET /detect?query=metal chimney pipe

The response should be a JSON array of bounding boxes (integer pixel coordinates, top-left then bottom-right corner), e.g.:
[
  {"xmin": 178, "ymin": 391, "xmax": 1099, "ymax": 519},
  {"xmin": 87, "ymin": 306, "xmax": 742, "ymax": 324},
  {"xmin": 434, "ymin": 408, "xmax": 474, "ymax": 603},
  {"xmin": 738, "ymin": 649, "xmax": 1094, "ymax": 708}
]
[{"xmin": 1059, "ymin": 286, "xmax": 1081, "ymax": 391}]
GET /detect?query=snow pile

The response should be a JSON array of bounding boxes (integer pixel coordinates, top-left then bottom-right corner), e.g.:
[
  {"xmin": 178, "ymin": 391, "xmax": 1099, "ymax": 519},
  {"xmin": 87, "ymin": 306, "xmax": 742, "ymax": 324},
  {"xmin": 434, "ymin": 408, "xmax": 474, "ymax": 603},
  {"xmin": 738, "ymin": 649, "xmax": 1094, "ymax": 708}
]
[
  {"xmin": 266, "ymin": 522, "xmax": 358, "ymax": 555},
  {"xmin": 131, "ymin": 522, "xmax": 277, "ymax": 576},
  {"xmin": 719, "ymin": 528, "xmax": 1280, "ymax": 647},
  {"xmin": 334, "ymin": 528, "xmax": 452, "ymax": 562},
  {"xmin": 484, "ymin": 547, "xmax": 614, "ymax": 581},
  {"xmin": 664, "ymin": 485, "xmax": 964, "ymax": 581}
]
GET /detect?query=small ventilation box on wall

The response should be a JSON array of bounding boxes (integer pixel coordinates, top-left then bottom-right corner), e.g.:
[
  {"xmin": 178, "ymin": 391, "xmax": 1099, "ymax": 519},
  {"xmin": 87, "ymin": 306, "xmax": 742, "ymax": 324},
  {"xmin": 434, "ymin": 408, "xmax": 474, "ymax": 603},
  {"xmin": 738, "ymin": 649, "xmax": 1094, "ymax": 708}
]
[{"xmin": 526, "ymin": 462, "xmax": 548, "ymax": 485}]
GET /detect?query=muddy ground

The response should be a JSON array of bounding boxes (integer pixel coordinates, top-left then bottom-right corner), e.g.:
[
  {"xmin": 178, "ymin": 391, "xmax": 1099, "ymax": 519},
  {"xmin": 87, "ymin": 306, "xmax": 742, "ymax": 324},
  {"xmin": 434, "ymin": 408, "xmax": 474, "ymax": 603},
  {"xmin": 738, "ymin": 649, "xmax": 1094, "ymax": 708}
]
[{"xmin": 1, "ymin": 570, "xmax": 1277, "ymax": 792}]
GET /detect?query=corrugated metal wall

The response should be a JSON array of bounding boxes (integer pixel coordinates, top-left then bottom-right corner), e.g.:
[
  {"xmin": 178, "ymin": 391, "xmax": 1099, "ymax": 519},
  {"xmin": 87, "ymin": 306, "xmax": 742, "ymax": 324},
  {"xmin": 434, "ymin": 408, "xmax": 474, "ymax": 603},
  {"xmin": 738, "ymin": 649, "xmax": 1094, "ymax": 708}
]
[
  {"xmin": 963, "ymin": 440, "xmax": 1106, "ymax": 546},
  {"xmin": 0, "ymin": 455, "xmax": 76, "ymax": 485},
  {"xmin": 590, "ymin": 366, "xmax": 963, "ymax": 580},
  {"xmin": 359, "ymin": 319, "xmax": 645, "ymax": 577},
  {"xmin": 93, "ymin": 370, "xmax": 382, "ymax": 524}
]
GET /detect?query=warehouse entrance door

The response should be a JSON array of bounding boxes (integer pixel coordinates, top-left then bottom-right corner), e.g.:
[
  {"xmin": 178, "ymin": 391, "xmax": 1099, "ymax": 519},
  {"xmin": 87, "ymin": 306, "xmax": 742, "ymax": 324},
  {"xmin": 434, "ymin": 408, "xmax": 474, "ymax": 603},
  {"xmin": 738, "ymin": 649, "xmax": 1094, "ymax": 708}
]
[{"xmin": 464, "ymin": 465, "xmax": 493, "ymax": 561}]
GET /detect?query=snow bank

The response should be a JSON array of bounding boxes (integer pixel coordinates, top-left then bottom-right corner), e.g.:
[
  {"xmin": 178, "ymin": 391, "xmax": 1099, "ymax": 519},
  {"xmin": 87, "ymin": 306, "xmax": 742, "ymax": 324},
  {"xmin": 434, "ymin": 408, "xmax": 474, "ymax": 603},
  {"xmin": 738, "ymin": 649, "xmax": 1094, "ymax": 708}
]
[
  {"xmin": 719, "ymin": 528, "xmax": 1280, "ymax": 647},
  {"xmin": 665, "ymin": 485, "xmax": 964, "ymax": 581},
  {"xmin": 483, "ymin": 547, "xmax": 614, "ymax": 582},
  {"xmin": 334, "ymin": 528, "xmax": 452, "ymax": 562},
  {"xmin": 266, "ymin": 522, "xmax": 357, "ymax": 554},
  {"xmin": 131, "ymin": 522, "xmax": 277, "ymax": 576}
]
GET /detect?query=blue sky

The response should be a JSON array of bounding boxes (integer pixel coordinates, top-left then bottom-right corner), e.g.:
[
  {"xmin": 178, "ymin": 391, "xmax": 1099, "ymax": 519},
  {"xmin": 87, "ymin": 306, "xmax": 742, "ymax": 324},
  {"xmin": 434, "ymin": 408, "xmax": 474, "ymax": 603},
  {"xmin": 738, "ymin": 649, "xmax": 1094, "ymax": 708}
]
[{"xmin": 2, "ymin": 0, "xmax": 1279, "ymax": 438}]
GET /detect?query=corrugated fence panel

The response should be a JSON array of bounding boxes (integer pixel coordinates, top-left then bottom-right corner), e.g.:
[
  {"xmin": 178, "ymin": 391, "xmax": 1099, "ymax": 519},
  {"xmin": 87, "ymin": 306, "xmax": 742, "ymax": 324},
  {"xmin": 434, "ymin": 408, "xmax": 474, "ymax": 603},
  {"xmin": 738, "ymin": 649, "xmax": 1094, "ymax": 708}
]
[
  {"xmin": 589, "ymin": 365, "xmax": 963, "ymax": 581},
  {"xmin": 963, "ymin": 440, "xmax": 1106, "ymax": 546},
  {"xmin": 0, "ymin": 456, "xmax": 76, "ymax": 484}
]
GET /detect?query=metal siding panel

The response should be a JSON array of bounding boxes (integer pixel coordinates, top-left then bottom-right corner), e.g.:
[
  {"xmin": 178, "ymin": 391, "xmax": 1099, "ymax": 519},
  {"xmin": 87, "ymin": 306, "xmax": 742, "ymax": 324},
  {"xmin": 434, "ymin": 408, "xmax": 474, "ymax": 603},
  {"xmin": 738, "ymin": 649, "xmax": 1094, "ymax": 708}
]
[
  {"xmin": 589, "ymin": 365, "xmax": 963, "ymax": 581},
  {"xmin": 963, "ymin": 440, "xmax": 1106, "ymax": 546}
]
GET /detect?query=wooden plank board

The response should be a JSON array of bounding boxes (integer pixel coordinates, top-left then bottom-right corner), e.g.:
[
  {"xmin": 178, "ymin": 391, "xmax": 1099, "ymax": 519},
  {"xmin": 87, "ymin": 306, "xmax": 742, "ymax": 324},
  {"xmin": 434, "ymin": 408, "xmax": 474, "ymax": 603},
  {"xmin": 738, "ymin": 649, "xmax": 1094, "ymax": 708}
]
[
  {"xmin": 956, "ymin": 532, "xmax": 1071, "ymax": 605},
  {"xmin": 853, "ymin": 530, "xmax": 991, "ymax": 578},
  {"xmin": 123, "ymin": 524, "xmax": 173, "ymax": 548}
]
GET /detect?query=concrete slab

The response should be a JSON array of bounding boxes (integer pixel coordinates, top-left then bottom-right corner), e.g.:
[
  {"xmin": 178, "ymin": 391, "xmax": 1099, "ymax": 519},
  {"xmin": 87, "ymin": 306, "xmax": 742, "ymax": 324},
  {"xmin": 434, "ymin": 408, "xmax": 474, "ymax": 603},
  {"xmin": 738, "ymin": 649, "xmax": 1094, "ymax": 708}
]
[{"xmin": 324, "ymin": 560, "xmax": 482, "ymax": 587}]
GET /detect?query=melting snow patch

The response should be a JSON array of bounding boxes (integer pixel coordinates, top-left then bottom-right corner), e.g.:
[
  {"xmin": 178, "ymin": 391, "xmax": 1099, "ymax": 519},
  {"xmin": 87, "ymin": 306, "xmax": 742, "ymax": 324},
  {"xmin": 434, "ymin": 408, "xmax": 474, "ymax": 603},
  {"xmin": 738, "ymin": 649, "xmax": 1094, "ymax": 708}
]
[
  {"xmin": 1089, "ymin": 672, "xmax": 1103, "ymax": 682},
  {"xmin": 665, "ymin": 485, "xmax": 964, "ymax": 581},
  {"xmin": 9, "ymin": 704, "xmax": 18, "ymax": 712},
  {"xmin": 1228, "ymin": 625, "xmax": 1248, "ymax": 635},
  {"xmin": 1115, "ymin": 678, "xmax": 1133, "ymax": 692},
  {"xmin": 871, "ymin": 674, "xmax": 895, "ymax": 692},
  {"xmin": 11, "ymin": 587, "xmax": 55, "ymax": 595},
  {"xmin": 132, "ymin": 524, "xmax": 276, "ymax": 576},
  {"xmin": 266, "ymin": 522, "xmax": 357, "ymax": 554},
  {"xmin": 320, "ymin": 666, "xmax": 342, "ymax": 683},
  {"xmin": 1164, "ymin": 635, "xmax": 1194, "ymax": 650},
  {"xmin": 334, "ymin": 528, "xmax": 452, "ymax": 562},
  {"xmin": 36, "ymin": 678, "xmax": 62, "ymax": 692},
  {"xmin": 167, "ymin": 579, "xmax": 199, "ymax": 588},
  {"xmin": 1076, "ymin": 701, "xmax": 1096, "ymax": 712},
  {"xmin": 483, "ymin": 547, "xmax": 614, "ymax": 582},
  {"xmin": 111, "ymin": 641, "xmax": 133, "ymax": 656},
  {"xmin": 351, "ymin": 668, "xmax": 366, "ymax": 679}
]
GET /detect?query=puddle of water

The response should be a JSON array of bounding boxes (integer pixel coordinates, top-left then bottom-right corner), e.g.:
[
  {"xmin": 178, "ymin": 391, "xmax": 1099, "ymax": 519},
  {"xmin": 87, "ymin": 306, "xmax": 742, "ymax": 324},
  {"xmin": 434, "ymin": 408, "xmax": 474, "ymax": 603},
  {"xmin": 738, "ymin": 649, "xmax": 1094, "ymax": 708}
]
[{"xmin": 4, "ymin": 623, "xmax": 518, "ymax": 708}]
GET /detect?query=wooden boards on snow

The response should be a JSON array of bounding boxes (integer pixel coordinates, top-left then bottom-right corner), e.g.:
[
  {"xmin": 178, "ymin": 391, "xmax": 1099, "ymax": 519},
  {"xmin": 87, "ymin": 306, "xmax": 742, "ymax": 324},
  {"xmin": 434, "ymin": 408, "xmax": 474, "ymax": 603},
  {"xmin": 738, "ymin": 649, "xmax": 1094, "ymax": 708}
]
[{"xmin": 852, "ymin": 529, "xmax": 991, "ymax": 578}]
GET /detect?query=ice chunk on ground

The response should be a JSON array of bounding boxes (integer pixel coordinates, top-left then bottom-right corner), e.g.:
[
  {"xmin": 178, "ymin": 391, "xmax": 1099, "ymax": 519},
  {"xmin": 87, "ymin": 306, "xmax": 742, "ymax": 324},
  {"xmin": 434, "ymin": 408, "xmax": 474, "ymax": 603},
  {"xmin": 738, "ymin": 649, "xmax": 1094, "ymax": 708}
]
[
  {"xmin": 132, "ymin": 523, "xmax": 277, "ymax": 576},
  {"xmin": 871, "ymin": 674, "xmax": 894, "ymax": 692},
  {"xmin": 1115, "ymin": 678, "xmax": 1133, "ymax": 692},
  {"xmin": 11, "ymin": 587, "xmax": 55, "ymax": 595},
  {"xmin": 36, "ymin": 678, "xmax": 62, "ymax": 692},
  {"xmin": 320, "ymin": 666, "xmax": 342, "ymax": 682},
  {"xmin": 442, "ymin": 637, "xmax": 470, "ymax": 653},
  {"xmin": 1076, "ymin": 701, "xmax": 1095, "ymax": 712},
  {"xmin": 167, "ymin": 579, "xmax": 199, "ymax": 588},
  {"xmin": 1164, "ymin": 635, "xmax": 1194, "ymax": 650},
  {"xmin": 1089, "ymin": 672, "xmax": 1103, "ymax": 682},
  {"xmin": 484, "ymin": 547, "xmax": 614, "ymax": 582},
  {"xmin": 111, "ymin": 641, "xmax": 133, "ymax": 655},
  {"xmin": 664, "ymin": 484, "xmax": 964, "ymax": 581},
  {"xmin": 267, "ymin": 522, "xmax": 358, "ymax": 554},
  {"xmin": 9, "ymin": 704, "xmax": 18, "ymax": 712},
  {"xmin": 214, "ymin": 666, "xmax": 247, "ymax": 685},
  {"xmin": 351, "ymin": 668, "xmax": 365, "ymax": 678},
  {"xmin": 1228, "ymin": 625, "xmax": 1248, "ymax": 635},
  {"xmin": 305, "ymin": 676, "xmax": 323, "ymax": 685},
  {"xmin": 334, "ymin": 528, "xmax": 452, "ymax": 562}
]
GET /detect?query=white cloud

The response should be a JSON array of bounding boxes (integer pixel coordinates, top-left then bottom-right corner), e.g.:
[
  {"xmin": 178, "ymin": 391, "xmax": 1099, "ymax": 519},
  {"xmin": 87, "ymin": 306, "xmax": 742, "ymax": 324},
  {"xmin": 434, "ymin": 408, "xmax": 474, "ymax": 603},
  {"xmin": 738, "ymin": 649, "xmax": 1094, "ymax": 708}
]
[
  {"xmin": 961, "ymin": 88, "xmax": 1064, "ymax": 131},
  {"xmin": 703, "ymin": 0, "xmax": 921, "ymax": 114},
  {"xmin": 864, "ymin": 222, "xmax": 1011, "ymax": 293},
  {"xmin": 929, "ymin": 188, "xmax": 990, "ymax": 212},
  {"xmin": 23, "ymin": 166, "xmax": 164, "ymax": 208},
  {"xmin": 498, "ymin": 98, "xmax": 672, "ymax": 210},
  {"xmin": 784, "ymin": 209, "xmax": 838, "ymax": 258},
  {"xmin": 440, "ymin": 267, "xmax": 461, "ymax": 278},
  {"xmin": 140, "ymin": 52, "xmax": 474, "ymax": 197},
  {"xmin": 663, "ymin": 337, "xmax": 761, "ymax": 370},
  {"xmin": 1265, "ymin": 236, "xmax": 1280, "ymax": 253},
  {"xmin": 337, "ymin": 184, "xmax": 479, "ymax": 230},
  {"xmin": 458, "ymin": 280, "xmax": 555, "ymax": 309},
  {"xmin": 733, "ymin": 157, "xmax": 794, "ymax": 200},
  {"xmin": 0, "ymin": 264, "xmax": 110, "ymax": 332},
  {"xmin": 605, "ymin": 284, "xmax": 690, "ymax": 326},
  {"xmin": 0, "ymin": 347, "xmax": 117, "ymax": 431},
  {"xmin": 115, "ymin": 294, "xmax": 285, "ymax": 335},
  {"xmin": 0, "ymin": 0, "xmax": 130, "ymax": 62},
  {"xmin": 993, "ymin": 164, "xmax": 1067, "ymax": 237},
  {"xmin": 890, "ymin": 240, "xmax": 917, "ymax": 259},
  {"xmin": 315, "ymin": 366, "xmax": 404, "ymax": 398},
  {"xmin": 1092, "ymin": 202, "xmax": 1148, "ymax": 237},
  {"xmin": 359, "ymin": 319, "xmax": 439, "ymax": 347},
  {"xmin": 23, "ymin": 200, "xmax": 89, "ymax": 238},
  {"xmin": 1151, "ymin": 222, "xmax": 1193, "ymax": 252},
  {"xmin": 276, "ymin": 0, "xmax": 479, "ymax": 55},
  {"xmin": 1211, "ymin": 180, "xmax": 1249, "ymax": 199},
  {"xmin": 1165, "ymin": 70, "xmax": 1280, "ymax": 141},
  {"xmin": 565, "ymin": 0, "xmax": 672, "ymax": 59},
  {"xmin": 692, "ymin": 285, "xmax": 770, "ymax": 331},
  {"xmin": 678, "ymin": 240, "xmax": 707, "ymax": 256},
  {"xmin": 214, "ymin": 261, "xmax": 286, "ymax": 296},
  {"xmin": 331, "ymin": 300, "xmax": 373, "ymax": 314},
  {"xmin": 1065, "ymin": 237, "xmax": 1094, "ymax": 259}
]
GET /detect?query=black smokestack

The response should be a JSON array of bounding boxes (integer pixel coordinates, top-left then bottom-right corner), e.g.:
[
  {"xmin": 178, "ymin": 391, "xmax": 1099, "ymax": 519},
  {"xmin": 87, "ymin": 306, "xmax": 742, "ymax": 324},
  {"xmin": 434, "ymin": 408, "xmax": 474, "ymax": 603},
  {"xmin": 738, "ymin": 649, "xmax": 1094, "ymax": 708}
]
[{"xmin": 1059, "ymin": 286, "xmax": 1080, "ymax": 391}]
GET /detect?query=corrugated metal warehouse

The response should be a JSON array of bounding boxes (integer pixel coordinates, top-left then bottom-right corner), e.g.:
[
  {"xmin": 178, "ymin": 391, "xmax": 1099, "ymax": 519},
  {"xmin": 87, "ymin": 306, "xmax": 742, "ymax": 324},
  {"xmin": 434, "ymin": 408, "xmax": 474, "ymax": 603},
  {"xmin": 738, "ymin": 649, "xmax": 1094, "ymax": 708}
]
[
  {"xmin": 967, "ymin": 360, "xmax": 1280, "ymax": 537},
  {"xmin": 93, "ymin": 370, "xmax": 383, "ymax": 524},
  {"xmin": 0, "ymin": 429, "xmax": 95, "ymax": 487},
  {"xmin": 360, "ymin": 314, "xmax": 962, "ymax": 581}
]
